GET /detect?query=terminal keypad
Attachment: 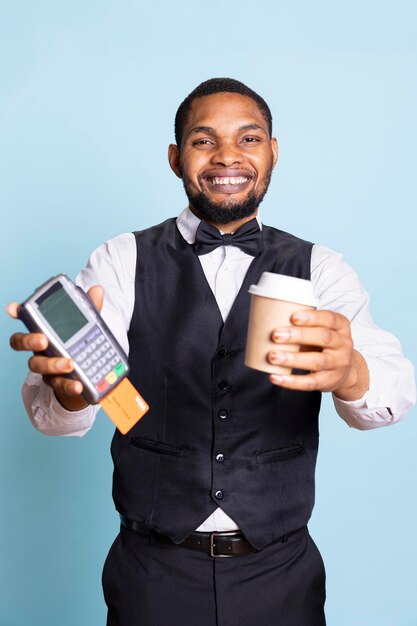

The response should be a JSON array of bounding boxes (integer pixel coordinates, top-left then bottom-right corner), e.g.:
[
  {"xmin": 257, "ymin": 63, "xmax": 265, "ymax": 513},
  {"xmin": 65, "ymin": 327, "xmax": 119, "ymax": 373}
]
[{"xmin": 69, "ymin": 325, "xmax": 126, "ymax": 394}]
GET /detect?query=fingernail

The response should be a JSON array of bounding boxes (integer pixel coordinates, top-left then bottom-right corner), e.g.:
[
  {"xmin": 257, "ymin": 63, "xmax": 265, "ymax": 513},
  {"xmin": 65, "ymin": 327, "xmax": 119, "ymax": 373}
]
[
  {"xmin": 273, "ymin": 330, "xmax": 291, "ymax": 341},
  {"xmin": 72, "ymin": 382, "xmax": 82, "ymax": 394},
  {"xmin": 30, "ymin": 338, "xmax": 46, "ymax": 350},
  {"xmin": 293, "ymin": 312, "xmax": 310, "ymax": 323},
  {"xmin": 270, "ymin": 375, "xmax": 285, "ymax": 384},
  {"xmin": 270, "ymin": 351, "xmax": 286, "ymax": 364},
  {"xmin": 57, "ymin": 359, "xmax": 70, "ymax": 371}
]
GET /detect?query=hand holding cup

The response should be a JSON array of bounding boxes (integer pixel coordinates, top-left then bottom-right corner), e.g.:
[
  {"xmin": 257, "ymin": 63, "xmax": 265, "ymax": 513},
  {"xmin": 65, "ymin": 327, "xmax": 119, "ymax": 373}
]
[{"xmin": 245, "ymin": 272, "xmax": 369, "ymax": 398}]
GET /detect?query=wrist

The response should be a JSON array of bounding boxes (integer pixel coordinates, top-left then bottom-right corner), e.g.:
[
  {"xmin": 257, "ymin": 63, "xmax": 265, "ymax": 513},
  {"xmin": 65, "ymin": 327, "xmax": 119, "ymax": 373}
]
[
  {"xmin": 333, "ymin": 350, "xmax": 370, "ymax": 402},
  {"xmin": 54, "ymin": 390, "xmax": 89, "ymax": 412}
]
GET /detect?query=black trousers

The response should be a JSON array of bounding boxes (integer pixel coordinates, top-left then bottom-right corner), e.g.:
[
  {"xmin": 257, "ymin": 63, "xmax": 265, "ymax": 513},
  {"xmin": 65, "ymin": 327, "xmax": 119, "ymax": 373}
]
[{"xmin": 102, "ymin": 525, "xmax": 326, "ymax": 626}]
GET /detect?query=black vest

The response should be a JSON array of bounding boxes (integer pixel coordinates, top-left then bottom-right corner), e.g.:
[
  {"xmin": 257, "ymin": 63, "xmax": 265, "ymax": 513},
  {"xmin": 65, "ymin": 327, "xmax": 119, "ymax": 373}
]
[{"xmin": 110, "ymin": 218, "xmax": 321, "ymax": 550}]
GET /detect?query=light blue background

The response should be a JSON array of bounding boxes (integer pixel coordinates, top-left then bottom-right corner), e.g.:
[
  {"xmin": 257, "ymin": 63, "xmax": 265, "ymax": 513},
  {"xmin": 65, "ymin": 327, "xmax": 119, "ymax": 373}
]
[{"xmin": 1, "ymin": 1, "xmax": 416, "ymax": 624}]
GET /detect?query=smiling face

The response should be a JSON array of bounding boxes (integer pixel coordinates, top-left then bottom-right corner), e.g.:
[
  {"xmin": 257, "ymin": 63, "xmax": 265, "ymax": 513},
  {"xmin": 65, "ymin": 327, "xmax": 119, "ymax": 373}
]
[{"xmin": 168, "ymin": 92, "xmax": 278, "ymax": 230}]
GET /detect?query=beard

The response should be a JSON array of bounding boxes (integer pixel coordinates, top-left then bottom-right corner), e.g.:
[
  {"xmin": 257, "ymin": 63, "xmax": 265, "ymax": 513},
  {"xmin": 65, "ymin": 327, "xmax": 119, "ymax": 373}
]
[{"xmin": 181, "ymin": 167, "xmax": 273, "ymax": 226}]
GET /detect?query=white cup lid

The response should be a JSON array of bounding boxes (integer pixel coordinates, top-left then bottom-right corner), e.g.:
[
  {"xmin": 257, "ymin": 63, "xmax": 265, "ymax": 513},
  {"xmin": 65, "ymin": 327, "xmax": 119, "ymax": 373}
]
[{"xmin": 248, "ymin": 272, "xmax": 317, "ymax": 306}]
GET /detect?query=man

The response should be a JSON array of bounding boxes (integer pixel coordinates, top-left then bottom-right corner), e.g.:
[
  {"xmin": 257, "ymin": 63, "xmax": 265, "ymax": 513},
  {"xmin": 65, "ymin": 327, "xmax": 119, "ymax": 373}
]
[{"xmin": 8, "ymin": 78, "xmax": 415, "ymax": 626}]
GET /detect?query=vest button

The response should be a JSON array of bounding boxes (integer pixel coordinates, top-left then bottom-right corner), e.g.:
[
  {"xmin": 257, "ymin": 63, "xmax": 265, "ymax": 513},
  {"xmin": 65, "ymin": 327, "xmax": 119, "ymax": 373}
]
[
  {"xmin": 218, "ymin": 410, "xmax": 228, "ymax": 419},
  {"xmin": 218, "ymin": 380, "xmax": 229, "ymax": 391},
  {"xmin": 216, "ymin": 453, "xmax": 224, "ymax": 463},
  {"xmin": 217, "ymin": 347, "xmax": 228, "ymax": 357},
  {"xmin": 215, "ymin": 490, "xmax": 224, "ymax": 500}
]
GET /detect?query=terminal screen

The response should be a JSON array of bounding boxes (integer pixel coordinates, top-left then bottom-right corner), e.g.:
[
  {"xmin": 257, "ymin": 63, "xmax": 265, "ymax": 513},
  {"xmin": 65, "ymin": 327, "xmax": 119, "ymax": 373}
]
[{"xmin": 36, "ymin": 282, "xmax": 88, "ymax": 343}]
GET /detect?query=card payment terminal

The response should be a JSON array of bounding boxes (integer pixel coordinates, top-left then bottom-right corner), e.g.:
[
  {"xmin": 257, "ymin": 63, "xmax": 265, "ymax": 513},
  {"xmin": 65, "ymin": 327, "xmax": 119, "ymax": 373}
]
[{"xmin": 18, "ymin": 274, "xmax": 148, "ymax": 433}]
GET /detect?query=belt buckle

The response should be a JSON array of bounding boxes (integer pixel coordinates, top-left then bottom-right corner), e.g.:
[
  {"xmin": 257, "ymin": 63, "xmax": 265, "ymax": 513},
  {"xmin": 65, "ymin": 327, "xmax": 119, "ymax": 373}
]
[{"xmin": 209, "ymin": 530, "xmax": 240, "ymax": 558}]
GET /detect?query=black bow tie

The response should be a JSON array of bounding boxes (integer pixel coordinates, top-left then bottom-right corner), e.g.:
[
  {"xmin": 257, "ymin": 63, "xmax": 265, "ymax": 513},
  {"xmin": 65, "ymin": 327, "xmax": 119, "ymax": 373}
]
[{"xmin": 194, "ymin": 218, "xmax": 261, "ymax": 257}]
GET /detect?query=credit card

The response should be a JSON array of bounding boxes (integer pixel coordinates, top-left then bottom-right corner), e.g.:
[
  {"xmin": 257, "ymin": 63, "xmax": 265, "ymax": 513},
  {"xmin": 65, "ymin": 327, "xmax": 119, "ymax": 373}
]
[{"xmin": 99, "ymin": 378, "xmax": 149, "ymax": 434}]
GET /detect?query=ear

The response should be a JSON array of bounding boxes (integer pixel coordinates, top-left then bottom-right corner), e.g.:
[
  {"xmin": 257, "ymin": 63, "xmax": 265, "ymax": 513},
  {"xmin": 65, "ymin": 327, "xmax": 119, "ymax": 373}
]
[
  {"xmin": 271, "ymin": 137, "xmax": 278, "ymax": 169},
  {"xmin": 168, "ymin": 144, "xmax": 182, "ymax": 178}
]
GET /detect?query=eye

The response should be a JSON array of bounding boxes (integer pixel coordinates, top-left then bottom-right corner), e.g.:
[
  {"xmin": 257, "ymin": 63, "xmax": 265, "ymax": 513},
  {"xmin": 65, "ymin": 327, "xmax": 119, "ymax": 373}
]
[
  {"xmin": 192, "ymin": 139, "xmax": 214, "ymax": 146},
  {"xmin": 241, "ymin": 136, "xmax": 261, "ymax": 143}
]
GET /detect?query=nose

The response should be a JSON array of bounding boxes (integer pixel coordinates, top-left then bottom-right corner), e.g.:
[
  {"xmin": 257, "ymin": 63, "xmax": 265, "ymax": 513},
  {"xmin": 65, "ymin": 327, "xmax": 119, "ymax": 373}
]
[{"xmin": 211, "ymin": 140, "xmax": 242, "ymax": 167}]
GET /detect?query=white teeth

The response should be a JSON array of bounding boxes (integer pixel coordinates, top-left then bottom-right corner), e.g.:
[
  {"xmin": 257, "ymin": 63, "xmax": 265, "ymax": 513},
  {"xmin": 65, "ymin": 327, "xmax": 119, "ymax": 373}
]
[{"xmin": 208, "ymin": 176, "xmax": 250, "ymax": 185}]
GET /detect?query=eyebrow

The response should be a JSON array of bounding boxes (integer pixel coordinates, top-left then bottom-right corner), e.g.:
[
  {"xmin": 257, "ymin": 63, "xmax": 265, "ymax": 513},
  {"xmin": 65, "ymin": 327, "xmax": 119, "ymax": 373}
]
[
  {"xmin": 188, "ymin": 123, "xmax": 268, "ymax": 136},
  {"xmin": 189, "ymin": 126, "xmax": 216, "ymax": 135},
  {"xmin": 239, "ymin": 124, "xmax": 266, "ymax": 133}
]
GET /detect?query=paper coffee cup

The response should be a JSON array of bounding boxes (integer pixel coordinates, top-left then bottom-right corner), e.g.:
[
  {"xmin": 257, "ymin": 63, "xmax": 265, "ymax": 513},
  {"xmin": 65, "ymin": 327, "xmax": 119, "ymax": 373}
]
[{"xmin": 245, "ymin": 273, "xmax": 317, "ymax": 375}]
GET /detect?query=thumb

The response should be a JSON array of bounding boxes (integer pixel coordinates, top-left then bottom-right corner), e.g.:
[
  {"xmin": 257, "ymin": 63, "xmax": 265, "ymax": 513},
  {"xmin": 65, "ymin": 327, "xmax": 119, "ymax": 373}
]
[
  {"xmin": 6, "ymin": 302, "xmax": 19, "ymax": 319},
  {"xmin": 87, "ymin": 285, "xmax": 105, "ymax": 312}
]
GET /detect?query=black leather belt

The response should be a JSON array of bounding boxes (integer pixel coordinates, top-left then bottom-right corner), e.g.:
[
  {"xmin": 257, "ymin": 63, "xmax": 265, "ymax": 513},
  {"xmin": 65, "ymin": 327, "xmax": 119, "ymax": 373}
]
[{"xmin": 120, "ymin": 515, "xmax": 257, "ymax": 558}]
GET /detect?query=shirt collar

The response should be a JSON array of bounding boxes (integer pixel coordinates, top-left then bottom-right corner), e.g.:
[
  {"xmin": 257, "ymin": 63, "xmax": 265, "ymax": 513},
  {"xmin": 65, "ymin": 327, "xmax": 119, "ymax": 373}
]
[{"xmin": 176, "ymin": 206, "xmax": 262, "ymax": 245}]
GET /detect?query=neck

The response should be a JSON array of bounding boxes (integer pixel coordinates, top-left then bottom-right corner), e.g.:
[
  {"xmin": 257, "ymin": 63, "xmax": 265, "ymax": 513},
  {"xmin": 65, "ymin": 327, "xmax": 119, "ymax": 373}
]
[{"xmin": 189, "ymin": 207, "xmax": 258, "ymax": 233}]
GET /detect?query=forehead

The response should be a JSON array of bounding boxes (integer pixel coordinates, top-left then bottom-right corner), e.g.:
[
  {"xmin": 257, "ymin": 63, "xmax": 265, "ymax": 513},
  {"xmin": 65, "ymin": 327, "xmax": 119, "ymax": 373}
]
[{"xmin": 185, "ymin": 92, "xmax": 268, "ymax": 133}]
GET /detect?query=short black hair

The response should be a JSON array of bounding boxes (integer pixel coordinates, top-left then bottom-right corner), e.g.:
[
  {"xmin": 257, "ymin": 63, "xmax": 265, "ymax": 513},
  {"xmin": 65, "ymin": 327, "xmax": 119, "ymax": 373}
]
[{"xmin": 174, "ymin": 77, "xmax": 273, "ymax": 148}]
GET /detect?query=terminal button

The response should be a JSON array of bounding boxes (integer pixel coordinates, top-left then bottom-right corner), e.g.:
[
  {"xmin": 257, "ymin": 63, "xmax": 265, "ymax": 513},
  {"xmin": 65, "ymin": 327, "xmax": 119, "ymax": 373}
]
[
  {"xmin": 97, "ymin": 380, "xmax": 110, "ymax": 393},
  {"xmin": 106, "ymin": 371, "xmax": 118, "ymax": 385},
  {"xmin": 114, "ymin": 362, "xmax": 126, "ymax": 377}
]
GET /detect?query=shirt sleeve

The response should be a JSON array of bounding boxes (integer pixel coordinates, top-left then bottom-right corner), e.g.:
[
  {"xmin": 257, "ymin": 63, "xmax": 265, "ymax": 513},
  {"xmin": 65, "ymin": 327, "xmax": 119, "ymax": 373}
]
[
  {"xmin": 311, "ymin": 245, "xmax": 416, "ymax": 430},
  {"xmin": 21, "ymin": 233, "xmax": 136, "ymax": 437}
]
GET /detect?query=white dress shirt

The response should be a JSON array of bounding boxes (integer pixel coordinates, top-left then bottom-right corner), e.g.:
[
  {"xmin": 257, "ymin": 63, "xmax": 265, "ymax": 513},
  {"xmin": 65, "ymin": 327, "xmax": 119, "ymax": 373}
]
[{"xmin": 22, "ymin": 207, "xmax": 416, "ymax": 531}]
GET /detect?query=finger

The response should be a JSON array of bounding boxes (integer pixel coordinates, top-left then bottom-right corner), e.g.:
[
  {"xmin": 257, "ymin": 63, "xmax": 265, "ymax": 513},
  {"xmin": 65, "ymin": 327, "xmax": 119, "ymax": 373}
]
[
  {"xmin": 29, "ymin": 355, "xmax": 74, "ymax": 375},
  {"xmin": 45, "ymin": 375, "xmax": 83, "ymax": 396},
  {"xmin": 87, "ymin": 285, "xmax": 104, "ymax": 312},
  {"xmin": 269, "ymin": 371, "xmax": 335, "ymax": 393},
  {"xmin": 272, "ymin": 326, "xmax": 341, "ymax": 348},
  {"xmin": 291, "ymin": 309, "xmax": 348, "ymax": 330},
  {"xmin": 10, "ymin": 332, "xmax": 48, "ymax": 352},
  {"xmin": 268, "ymin": 349, "xmax": 339, "ymax": 372},
  {"xmin": 6, "ymin": 302, "xmax": 19, "ymax": 319}
]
